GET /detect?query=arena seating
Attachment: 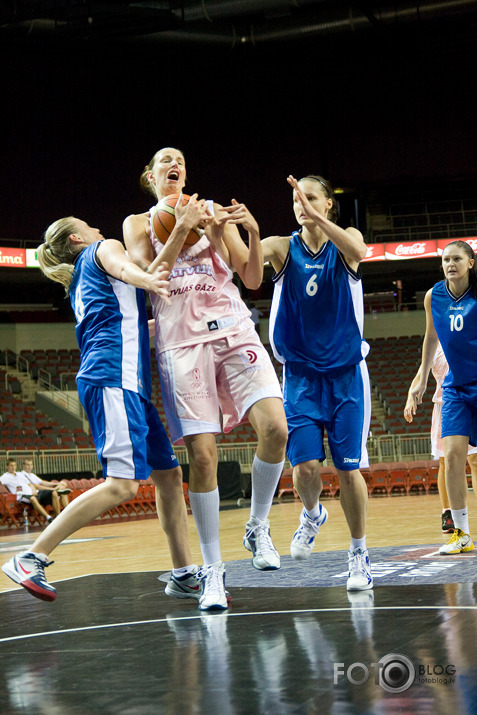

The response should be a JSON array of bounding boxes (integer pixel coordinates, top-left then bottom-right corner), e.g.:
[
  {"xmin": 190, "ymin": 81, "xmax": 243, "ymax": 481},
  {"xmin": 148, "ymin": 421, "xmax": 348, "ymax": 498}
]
[
  {"xmin": 0, "ymin": 476, "xmax": 161, "ymax": 529},
  {"xmin": 366, "ymin": 335, "xmax": 433, "ymax": 436}
]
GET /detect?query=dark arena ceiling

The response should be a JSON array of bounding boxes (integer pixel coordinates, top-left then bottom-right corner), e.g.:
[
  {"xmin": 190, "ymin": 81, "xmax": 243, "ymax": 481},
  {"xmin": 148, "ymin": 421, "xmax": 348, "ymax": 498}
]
[{"xmin": 0, "ymin": 0, "xmax": 476, "ymax": 46}]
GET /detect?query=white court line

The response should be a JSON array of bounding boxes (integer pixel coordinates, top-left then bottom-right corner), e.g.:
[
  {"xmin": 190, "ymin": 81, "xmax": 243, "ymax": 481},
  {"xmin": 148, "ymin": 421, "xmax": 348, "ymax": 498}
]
[
  {"xmin": 1, "ymin": 605, "xmax": 477, "ymax": 644},
  {"xmin": 0, "ymin": 570, "xmax": 164, "ymax": 593}
]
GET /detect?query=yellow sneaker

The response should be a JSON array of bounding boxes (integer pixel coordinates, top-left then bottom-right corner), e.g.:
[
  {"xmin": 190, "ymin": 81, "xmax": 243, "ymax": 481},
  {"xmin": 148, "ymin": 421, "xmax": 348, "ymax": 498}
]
[{"xmin": 439, "ymin": 529, "xmax": 474, "ymax": 555}]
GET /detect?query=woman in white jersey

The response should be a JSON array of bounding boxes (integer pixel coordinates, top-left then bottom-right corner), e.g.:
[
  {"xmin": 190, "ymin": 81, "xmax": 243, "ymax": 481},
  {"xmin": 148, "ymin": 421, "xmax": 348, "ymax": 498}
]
[
  {"xmin": 405, "ymin": 343, "xmax": 477, "ymax": 534},
  {"xmin": 2, "ymin": 217, "xmax": 195, "ymax": 602},
  {"xmin": 123, "ymin": 147, "xmax": 288, "ymax": 611}
]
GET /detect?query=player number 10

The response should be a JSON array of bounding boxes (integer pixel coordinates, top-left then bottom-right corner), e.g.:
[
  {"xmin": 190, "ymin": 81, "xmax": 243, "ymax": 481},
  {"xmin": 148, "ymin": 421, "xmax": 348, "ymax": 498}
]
[{"xmin": 449, "ymin": 314, "xmax": 463, "ymax": 331}]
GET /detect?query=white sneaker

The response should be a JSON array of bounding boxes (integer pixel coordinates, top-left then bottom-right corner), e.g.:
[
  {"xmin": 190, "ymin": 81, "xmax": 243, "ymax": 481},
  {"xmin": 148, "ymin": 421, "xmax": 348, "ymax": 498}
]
[
  {"xmin": 1, "ymin": 550, "xmax": 56, "ymax": 601},
  {"xmin": 347, "ymin": 548, "xmax": 373, "ymax": 591},
  {"xmin": 164, "ymin": 565, "xmax": 201, "ymax": 600},
  {"xmin": 439, "ymin": 529, "xmax": 474, "ymax": 555},
  {"xmin": 198, "ymin": 561, "xmax": 228, "ymax": 611},
  {"xmin": 243, "ymin": 517, "xmax": 280, "ymax": 570},
  {"xmin": 290, "ymin": 506, "xmax": 328, "ymax": 560}
]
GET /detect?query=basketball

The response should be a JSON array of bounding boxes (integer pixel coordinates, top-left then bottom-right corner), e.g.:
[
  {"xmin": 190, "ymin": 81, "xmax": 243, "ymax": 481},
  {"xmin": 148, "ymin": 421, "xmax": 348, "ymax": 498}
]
[{"xmin": 151, "ymin": 194, "xmax": 202, "ymax": 247}]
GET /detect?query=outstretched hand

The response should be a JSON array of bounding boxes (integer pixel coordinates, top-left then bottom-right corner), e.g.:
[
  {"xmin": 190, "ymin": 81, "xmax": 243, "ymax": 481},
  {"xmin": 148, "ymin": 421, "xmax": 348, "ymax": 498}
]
[{"xmin": 219, "ymin": 199, "xmax": 259, "ymax": 233}]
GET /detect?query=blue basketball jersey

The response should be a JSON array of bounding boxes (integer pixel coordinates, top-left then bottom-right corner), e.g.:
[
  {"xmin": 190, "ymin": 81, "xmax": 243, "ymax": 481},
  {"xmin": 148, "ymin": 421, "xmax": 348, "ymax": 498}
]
[
  {"xmin": 269, "ymin": 232, "xmax": 369, "ymax": 372},
  {"xmin": 69, "ymin": 242, "xmax": 151, "ymax": 398},
  {"xmin": 431, "ymin": 280, "xmax": 477, "ymax": 388}
]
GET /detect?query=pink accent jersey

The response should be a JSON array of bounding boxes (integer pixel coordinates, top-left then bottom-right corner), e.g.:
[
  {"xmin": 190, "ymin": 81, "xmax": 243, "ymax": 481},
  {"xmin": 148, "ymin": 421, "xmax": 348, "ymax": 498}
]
[
  {"xmin": 148, "ymin": 206, "xmax": 254, "ymax": 353},
  {"xmin": 431, "ymin": 343, "xmax": 448, "ymax": 404}
]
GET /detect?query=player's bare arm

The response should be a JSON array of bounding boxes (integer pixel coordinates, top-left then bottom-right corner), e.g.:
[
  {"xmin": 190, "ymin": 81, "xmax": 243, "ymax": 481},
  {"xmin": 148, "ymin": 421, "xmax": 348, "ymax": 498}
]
[
  {"xmin": 97, "ymin": 239, "xmax": 170, "ymax": 298},
  {"xmin": 156, "ymin": 193, "xmax": 213, "ymax": 269},
  {"xmin": 220, "ymin": 200, "xmax": 264, "ymax": 290},
  {"xmin": 261, "ymin": 235, "xmax": 291, "ymax": 274},
  {"xmin": 410, "ymin": 289, "xmax": 439, "ymax": 408},
  {"xmin": 123, "ymin": 212, "xmax": 155, "ymax": 270}
]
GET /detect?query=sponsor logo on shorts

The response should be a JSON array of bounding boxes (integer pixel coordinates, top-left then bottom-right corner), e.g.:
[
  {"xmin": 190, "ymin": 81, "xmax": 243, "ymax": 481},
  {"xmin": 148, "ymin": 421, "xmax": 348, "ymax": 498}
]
[
  {"xmin": 343, "ymin": 457, "xmax": 359, "ymax": 463},
  {"xmin": 207, "ymin": 316, "xmax": 235, "ymax": 331}
]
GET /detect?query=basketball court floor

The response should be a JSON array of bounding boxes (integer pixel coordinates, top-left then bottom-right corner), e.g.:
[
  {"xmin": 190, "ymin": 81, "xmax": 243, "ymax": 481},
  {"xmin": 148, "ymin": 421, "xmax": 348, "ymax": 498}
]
[{"xmin": 1, "ymin": 494, "xmax": 476, "ymax": 714}]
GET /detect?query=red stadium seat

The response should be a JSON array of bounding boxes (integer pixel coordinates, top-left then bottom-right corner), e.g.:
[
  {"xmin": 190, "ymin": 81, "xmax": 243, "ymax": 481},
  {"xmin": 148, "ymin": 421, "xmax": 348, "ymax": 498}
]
[
  {"xmin": 367, "ymin": 463, "xmax": 391, "ymax": 495},
  {"xmin": 277, "ymin": 468, "xmax": 299, "ymax": 501},
  {"xmin": 320, "ymin": 466, "xmax": 339, "ymax": 498},
  {"xmin": 408, "ymin": 460, "xmax": 430, "ymax": 494},
  {"xmin": 388, "ymin": 462, "xmax": 410, "ymax": 495}
]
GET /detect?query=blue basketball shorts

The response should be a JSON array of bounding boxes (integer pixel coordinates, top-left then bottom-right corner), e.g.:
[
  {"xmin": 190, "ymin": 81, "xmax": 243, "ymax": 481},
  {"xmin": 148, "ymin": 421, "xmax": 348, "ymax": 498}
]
[
  {"xmin": 77, "ymin": 381, "xmax": 179, "ymax": 480},
  {"xmin": 441, "ymin": 382, "xmax": 477, "ymax": 448},
  {"xmin": 283, "ymin": 361, "xmax": 371, "ymax": 471}
]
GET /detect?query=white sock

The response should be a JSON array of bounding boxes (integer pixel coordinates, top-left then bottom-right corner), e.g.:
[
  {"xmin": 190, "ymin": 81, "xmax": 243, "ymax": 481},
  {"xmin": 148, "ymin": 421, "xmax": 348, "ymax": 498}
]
[
  {"xmin": 188, "ymin": 487, "xmax": 221, "ymax": 564},
  {"xmin": 172, "ymin": 565, "xmax": 197, "ymax": 576},
  {"xmin": 305, "ymin": 503, "xmax": 323, "ymax": 521},
  {"xmin": 350, "ymin": 536, "xmax": 367, "ymax": 552},
  {"xmin": 250, "ymin": 456, "xmax": 285, "ymax": 521},
  {"xmin": 451, "ymin": 508, "xmax": 470, "ymax": 534}
]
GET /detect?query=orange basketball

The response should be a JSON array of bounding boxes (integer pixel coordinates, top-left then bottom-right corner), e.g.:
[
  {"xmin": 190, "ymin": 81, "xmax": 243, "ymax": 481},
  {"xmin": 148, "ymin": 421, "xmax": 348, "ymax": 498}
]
[{"xmin": 151, "ymin": 193, "xmax": 202, "ymax": 247}]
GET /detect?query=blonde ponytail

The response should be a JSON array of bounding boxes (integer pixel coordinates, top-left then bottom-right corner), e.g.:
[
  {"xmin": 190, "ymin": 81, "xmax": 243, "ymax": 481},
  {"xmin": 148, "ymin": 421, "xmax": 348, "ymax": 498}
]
[{"xmin": 37, "ymin": 216, "xmax": 81, "ymax": 292}]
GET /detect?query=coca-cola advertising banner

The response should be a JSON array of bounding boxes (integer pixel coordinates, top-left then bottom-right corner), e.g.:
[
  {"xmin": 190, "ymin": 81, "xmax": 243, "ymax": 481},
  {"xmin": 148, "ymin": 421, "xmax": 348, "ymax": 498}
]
[
  {"xmin": 362, "ymin": 237, "xmax": 477, "ymax": 263},
  {"xmin": 437, "ymin": 237, "xmax": 477, "ymax": 254},
  {"xmin": 363, "ymin": 243, "xmax": 386, "ymax": 261},
  {"xmin": 385, "ymin": 240, "xmax": 437, "ymax": 260}
]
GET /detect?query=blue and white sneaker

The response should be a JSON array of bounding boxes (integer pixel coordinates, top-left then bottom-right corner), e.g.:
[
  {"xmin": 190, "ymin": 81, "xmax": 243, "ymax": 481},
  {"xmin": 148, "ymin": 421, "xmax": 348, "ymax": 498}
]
[
  {"xmin": 163, "ymin": 566, "xmax": 232, "ymax": 604},
  {"xmin": 290, "ymin": 506, "xmax": 328, "ymax": 560},
  {"xmin": 347, "ymin": 548, "xmax": 373, "ymax": 591},
  {"xmin": 164, "ymin": 566, "xmax": 202, "ymax": 600},
  {"xmin": 1, "ymin": 550, "xmax": 57, "ymax": 601},
  {"xmin": 243, "ymin": 516, "xmax": 280, "ymax": 570}
]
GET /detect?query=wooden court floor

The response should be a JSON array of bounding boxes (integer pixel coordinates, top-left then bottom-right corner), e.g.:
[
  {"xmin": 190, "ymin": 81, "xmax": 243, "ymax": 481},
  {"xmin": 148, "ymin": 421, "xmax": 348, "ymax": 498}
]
[{"xmin": 1, "ymin": 493, "xmax": 477, "ymax": 714}]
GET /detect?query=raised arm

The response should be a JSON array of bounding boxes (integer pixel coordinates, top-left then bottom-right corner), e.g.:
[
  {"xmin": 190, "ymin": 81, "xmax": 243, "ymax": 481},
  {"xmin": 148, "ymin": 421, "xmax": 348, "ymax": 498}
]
[
  {"xmin": 288, "ymin": 175, "xmax": 367, "ymax": 268},
  {"xmin": 216, "ymin": 200, "xmax": 264, "ymax": 290}
]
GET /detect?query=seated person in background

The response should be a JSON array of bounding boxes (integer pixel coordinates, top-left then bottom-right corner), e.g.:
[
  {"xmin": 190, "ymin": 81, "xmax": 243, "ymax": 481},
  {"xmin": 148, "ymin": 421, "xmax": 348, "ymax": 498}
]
[
  {"xmin": 21, "ymin": 458, "xmax": 71, "ymax": 512},
  {"xmin": 1, "ymin": 458, "xmax": 64, "ymax": 524}
]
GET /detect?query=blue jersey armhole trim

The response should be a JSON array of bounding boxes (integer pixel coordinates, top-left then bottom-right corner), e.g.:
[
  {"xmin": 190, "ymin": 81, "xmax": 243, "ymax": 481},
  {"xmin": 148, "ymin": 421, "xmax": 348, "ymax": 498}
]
[
  {"xmin": 272, "ymin": 243, "xmax": 292, "ymax": 283},
  {"xmin": 92, "ymin": 241, "xmax": 109, "ymax": 275},
  {"xmin": 338, "ymin": 250, "xmax": 362, "ymax": 280}
]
